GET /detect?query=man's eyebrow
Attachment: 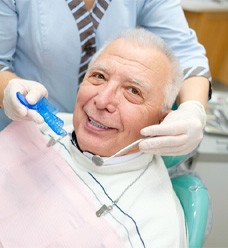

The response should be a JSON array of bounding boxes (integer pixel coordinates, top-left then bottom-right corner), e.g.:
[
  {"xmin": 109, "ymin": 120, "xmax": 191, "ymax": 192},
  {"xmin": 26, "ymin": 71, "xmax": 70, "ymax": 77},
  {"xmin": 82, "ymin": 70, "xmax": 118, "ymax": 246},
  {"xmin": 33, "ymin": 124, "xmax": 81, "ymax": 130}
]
[
  {"xmin": 88, "ymin": 64, "xmax": 109, "ymax": 73},
  {"xmin": 89, "ymin": 64, "xmax": 150, "ymax": 91},
  {"xmin": 131, "ymin": 78, "xmax": 150, "ymax": 91}
]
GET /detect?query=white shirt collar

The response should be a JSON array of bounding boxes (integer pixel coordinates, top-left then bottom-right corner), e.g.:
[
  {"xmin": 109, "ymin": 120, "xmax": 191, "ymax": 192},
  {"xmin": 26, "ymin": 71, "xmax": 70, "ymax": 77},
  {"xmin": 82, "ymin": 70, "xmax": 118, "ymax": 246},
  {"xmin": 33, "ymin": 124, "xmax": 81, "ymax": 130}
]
[{"xmin": 83, "ymin": 151, "xmax": 143, "ymax": 166}]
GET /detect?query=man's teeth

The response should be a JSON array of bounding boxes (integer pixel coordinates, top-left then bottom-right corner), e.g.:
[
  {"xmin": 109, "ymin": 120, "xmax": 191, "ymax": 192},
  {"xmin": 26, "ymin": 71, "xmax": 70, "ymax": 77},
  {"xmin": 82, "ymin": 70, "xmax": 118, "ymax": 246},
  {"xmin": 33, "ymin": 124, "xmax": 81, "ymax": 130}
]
[{"xmin": 89, "ymin": 118, "xmax": 109, "ymax": 129}]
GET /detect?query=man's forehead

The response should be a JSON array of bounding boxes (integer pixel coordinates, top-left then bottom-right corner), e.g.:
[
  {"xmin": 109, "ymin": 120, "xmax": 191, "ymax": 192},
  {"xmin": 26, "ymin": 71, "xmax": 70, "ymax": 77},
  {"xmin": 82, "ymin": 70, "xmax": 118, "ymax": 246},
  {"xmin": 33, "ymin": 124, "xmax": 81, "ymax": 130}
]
[
  {"xmin": 91, "ymin": 47, "xmax": 155, "ymax": 73},
  {"xmin": 97, "ymin": 39, "xmax": 168, "ymax": 72},
  {"xmin": 88, "ymin": 39, "xmax": 170, "ymax": 87}
]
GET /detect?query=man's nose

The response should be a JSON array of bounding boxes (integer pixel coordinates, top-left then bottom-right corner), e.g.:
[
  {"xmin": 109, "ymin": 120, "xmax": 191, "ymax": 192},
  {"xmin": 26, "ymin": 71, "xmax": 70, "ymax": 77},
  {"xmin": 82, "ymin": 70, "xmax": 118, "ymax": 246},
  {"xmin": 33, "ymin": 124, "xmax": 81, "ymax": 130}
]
[{"xmin": 93, "ymin": 83, "xmax": 120, "ymax": 113}]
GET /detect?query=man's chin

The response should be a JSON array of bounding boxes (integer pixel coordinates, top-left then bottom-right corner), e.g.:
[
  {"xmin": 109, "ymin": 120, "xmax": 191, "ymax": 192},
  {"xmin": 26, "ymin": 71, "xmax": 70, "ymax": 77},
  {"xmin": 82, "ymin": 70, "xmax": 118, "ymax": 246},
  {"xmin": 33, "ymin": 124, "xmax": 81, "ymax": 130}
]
[
  {"xmin": 77, "ymin": 141, "xmax": 107, "ymax": 156},
  {"xmin": 76, "ymin": 134, "xmax": 113, "ymax": 156}
]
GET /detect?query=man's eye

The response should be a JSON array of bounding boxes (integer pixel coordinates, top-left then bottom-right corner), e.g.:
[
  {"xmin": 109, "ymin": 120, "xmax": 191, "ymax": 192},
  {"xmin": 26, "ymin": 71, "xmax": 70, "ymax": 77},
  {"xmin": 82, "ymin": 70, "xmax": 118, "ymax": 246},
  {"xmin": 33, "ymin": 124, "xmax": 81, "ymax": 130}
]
[
  {"xmin": 128, "ymin": 87, "xmax": 140, "ymax": 95},
  {"xmin": 124, "ymin": 86, "xmax": 144, "ymax": 104},
  {"xmin": 94, "ymin": 73, "xmax": 105, "ymax": 80},
  {"xmin": 87, "ymin": 72, "xmax": 106, "ymax": 85}
]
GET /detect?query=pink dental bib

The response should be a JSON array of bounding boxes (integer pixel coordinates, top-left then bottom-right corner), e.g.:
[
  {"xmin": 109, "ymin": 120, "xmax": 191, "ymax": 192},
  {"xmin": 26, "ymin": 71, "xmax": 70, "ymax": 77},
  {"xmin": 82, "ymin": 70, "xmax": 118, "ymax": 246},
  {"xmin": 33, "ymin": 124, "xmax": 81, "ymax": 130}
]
[{"xmin": 0, "ymin": 121, "xmax": 125, "ymax": 248}]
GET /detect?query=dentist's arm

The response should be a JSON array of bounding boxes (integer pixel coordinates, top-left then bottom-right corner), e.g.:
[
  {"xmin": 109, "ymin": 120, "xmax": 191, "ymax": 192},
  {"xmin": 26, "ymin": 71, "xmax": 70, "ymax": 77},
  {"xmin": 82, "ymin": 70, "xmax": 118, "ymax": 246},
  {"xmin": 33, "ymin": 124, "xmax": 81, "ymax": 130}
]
[
  {"xmin": 0, "ymin": 71, "xmax": 16, "ymax": 107},
  {"xmin": 139, "ymin": 76, "xmax": 210, "ymax": 156},
  {"xmin": 0, "ymin": 71, "xmax": 48, "ymax": 123}
]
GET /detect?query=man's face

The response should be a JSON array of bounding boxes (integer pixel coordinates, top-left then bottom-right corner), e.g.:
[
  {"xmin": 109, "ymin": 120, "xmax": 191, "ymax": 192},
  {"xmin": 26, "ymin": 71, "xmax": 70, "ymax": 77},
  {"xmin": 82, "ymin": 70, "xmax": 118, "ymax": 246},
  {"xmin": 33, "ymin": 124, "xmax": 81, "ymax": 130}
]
[{"xmin": 73, "ymin": 39, "xmax": 171, "ymax": 156}]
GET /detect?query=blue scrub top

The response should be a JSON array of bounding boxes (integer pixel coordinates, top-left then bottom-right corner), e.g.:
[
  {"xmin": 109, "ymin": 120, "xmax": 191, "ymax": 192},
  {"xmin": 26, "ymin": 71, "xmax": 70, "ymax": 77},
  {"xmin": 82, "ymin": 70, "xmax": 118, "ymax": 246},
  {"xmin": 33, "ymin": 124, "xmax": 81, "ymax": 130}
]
[{"xmin": 0, "ymin": 0, "xmax": 210, "ymax": 130}]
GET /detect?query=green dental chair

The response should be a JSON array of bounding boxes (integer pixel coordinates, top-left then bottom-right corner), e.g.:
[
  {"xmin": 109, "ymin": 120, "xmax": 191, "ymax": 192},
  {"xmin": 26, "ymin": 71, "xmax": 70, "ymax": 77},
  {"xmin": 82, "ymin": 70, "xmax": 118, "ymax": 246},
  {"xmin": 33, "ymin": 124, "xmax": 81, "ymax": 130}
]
[{"xmin": 163, "ymin": 155, "xmax": 209, "ymax": 248}]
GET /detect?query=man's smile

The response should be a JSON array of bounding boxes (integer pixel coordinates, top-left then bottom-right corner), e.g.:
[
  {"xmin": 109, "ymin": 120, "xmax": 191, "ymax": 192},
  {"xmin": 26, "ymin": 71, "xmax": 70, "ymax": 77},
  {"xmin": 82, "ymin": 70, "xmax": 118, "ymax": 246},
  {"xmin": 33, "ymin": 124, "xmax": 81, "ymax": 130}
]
[{"xmin": 88, "ymin": 117, "xmax": 110, "ymax": 129}]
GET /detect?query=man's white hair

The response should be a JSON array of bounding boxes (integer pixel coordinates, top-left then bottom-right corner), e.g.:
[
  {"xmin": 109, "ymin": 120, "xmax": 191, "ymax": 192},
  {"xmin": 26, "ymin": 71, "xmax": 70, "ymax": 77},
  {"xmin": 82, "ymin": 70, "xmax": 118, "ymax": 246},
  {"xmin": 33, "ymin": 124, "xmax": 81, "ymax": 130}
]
[{"xmin": 89, "ymin": 28, "xmax": 183, "ymax": 109}]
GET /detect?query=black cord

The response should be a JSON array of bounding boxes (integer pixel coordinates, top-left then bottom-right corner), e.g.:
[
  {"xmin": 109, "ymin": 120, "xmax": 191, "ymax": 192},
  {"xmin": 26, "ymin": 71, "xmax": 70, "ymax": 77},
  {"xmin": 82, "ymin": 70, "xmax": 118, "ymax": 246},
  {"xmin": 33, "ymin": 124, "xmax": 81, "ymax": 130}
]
[{"xmin": 88, "ymin": 172, "xmax": 146, "ymax": 248}]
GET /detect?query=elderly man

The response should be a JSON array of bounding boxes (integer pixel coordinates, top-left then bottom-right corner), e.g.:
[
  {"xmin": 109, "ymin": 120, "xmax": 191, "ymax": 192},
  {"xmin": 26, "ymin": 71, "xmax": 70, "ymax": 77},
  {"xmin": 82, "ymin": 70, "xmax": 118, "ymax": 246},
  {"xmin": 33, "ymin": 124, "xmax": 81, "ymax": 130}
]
[{"xmin": 0, "ymin": 29, "xmax": 187, "ymax": 247}]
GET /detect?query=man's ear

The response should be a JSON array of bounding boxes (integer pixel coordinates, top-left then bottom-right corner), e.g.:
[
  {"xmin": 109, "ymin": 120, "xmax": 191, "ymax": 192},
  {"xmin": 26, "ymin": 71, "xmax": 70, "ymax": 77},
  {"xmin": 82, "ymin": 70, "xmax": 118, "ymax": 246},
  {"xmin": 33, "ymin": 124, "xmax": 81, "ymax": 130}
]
[{"xmin": 159, "ymin": 109, "xmax": 171, "ymax": 124}]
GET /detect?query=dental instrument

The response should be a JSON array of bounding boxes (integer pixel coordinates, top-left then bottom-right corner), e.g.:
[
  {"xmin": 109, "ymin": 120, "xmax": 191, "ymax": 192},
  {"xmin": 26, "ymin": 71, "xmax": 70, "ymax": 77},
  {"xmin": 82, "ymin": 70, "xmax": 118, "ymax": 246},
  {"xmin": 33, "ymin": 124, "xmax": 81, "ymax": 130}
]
[
  {"xmin": 92, "ymin": 138, "xmax": 146, "ymax": 166},
  {"xmin": 16, "ymin": 92, "xmax": 67, "ymax": 136}
]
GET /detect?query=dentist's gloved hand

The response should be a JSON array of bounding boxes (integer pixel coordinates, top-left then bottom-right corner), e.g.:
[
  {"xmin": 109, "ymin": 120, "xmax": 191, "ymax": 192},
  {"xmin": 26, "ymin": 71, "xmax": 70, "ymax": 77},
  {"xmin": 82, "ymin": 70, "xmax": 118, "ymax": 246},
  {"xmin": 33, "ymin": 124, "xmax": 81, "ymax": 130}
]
[
  {"xmin": 3, "ymin": 78, "xmax": 48, "ymax": 123},
  {"xmin": 139, "ymin": 101, "xmax": 207, "ymax": 156}
]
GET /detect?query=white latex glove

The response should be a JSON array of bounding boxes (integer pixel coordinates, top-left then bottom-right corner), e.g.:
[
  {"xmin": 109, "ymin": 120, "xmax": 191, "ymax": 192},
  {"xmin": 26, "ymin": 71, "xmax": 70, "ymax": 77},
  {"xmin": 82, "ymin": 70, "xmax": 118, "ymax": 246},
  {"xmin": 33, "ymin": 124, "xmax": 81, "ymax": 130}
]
[
  {"xmin": 3, "ymin": 78, "xmax": 48, "ymax": 123},
  {"xmin": 139, "ymin": 101, "xmax": 207, "ymax": 156}
]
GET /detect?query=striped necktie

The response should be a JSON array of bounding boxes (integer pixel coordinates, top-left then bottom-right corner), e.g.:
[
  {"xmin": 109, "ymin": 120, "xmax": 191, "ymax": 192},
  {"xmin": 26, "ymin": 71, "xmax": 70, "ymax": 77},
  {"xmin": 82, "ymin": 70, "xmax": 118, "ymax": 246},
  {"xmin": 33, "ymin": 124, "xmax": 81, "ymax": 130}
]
[{"xmin": 67, "ymin": 0, "xmax": 112, "ymax": 83}]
